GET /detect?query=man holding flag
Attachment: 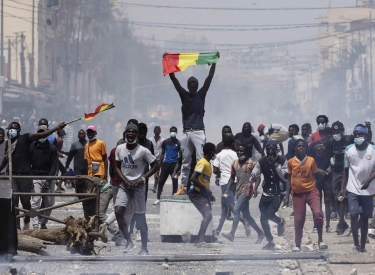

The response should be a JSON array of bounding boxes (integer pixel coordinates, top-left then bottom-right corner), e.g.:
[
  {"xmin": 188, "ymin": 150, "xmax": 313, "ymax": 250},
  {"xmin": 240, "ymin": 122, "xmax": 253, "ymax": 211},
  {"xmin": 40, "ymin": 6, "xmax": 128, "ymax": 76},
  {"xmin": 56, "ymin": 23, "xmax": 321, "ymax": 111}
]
[{"xmin": 167, "ymin": 51, "xmax": 219, "ymax": 195}]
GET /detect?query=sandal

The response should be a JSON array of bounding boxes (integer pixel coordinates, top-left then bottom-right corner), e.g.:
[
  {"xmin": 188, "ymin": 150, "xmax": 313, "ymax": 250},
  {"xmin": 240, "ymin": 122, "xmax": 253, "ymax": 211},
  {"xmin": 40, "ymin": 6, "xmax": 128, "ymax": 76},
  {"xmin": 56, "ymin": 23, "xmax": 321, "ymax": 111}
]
[
  {"xmin": 254, "ymin": 233, "xmax": 265, "ymax": 244},
  {"xmin": 318, "ymin": 242, "xmax": 328, "ymax": 250},
  {"xmin": 195, "ymin": 242, "xmax": 212, "ymax": 248}
]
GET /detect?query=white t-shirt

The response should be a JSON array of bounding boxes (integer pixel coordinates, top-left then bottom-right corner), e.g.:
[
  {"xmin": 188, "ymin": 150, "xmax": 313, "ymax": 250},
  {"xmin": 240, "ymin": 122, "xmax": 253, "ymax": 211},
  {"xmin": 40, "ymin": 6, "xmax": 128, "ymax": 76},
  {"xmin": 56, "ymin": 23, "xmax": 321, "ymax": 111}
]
[
  {"xmin": 213, "ymin": 149, "xmax": 238, "ymax": 186},
  {"xmin": 344, "ymin": 143, "xmax": 375, "ymax": 196},
  {"xmin": 115, "ymin": 144, "xmax": 156, "ymax": 184},
  {"xmin": 266, "ymin": 123, "xmax": 288, "ymax": 133}
]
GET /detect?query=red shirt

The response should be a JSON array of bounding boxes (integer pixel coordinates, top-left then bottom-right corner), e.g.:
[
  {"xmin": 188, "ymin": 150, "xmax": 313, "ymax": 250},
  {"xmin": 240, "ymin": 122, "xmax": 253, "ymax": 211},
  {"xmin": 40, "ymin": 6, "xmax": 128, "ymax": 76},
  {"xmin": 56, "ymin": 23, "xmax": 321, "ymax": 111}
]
[
  {"xmin": 56, "ymin": 136, "xmax": 63, "ymax": 152},
  {"xmin": 108, "ymin": 147, "xmax": 121, "ymax": 186},
  {"xmin": 310, "ymin": 131, "xmax": 321, "ymax": 143}
]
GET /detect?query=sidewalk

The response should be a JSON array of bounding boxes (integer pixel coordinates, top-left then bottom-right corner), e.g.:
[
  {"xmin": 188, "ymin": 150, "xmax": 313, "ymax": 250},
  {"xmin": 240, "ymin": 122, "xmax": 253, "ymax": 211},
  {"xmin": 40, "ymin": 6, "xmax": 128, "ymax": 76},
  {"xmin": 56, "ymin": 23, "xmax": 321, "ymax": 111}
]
[{"xmin": 282, "ymin": 207, "xmax": 375, "ymax": 275}]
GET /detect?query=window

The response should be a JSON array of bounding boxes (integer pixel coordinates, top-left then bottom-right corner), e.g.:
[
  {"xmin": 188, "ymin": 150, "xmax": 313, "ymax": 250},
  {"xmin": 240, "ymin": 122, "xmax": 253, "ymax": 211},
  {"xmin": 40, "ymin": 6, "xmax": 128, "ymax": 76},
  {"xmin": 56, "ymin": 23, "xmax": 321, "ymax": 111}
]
[{"xmin": 47, "ymin": 0, "xmax": 58, "ymax": 8}]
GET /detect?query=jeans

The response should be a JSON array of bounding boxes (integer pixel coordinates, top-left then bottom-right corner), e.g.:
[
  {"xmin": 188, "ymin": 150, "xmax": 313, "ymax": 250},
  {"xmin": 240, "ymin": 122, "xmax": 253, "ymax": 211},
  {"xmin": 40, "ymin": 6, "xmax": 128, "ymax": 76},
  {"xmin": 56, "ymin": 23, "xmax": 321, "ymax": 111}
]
[
  {"xmin": 233, "ymin": 194, "xmax": 252, "ymax": 223},
  {"xmin": 31, "ymin": 180, "xmax": 56, "ymax": 225},
  {"xmin": 180, "ymin": 130, "xmax": 205, "ymax": 186},
  {"xmin": 259, "ymin": 194, "xmax": 283, "ymax": 242},
  {"xmin": 12, "ymin": 178, "xmax": 33, "ymax": 228}
]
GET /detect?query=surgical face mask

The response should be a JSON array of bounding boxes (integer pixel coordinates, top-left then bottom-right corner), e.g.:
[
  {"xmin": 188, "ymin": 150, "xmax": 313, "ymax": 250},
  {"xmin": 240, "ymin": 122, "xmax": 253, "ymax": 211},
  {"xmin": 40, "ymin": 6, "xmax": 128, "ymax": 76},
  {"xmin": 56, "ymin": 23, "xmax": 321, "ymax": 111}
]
[
  {"xmin": 8, "ymin": 129, "xmax": 18, "ymax": 138},
  {"xmin": 127, "ymin": 138, "xmax": 137, "ymax": 144},
  {"xmin": 354, "ymin": 137, "xmax": 365, "ymax": 145},
  {"xmin": 65, "ymin": 183, "xmax": 73, "ymax": 189},
  {"xmin": 39, "ymin": 138, "xmax": 46, "ymax": 143},
  {"xmin": 317, "ymin": 123, "xmax": 326, "ymax": 130},
  {"xmin": 170, "ymin": 132, "xmax": 177, "ymax": 138},
  {"xmin": 239, "ymin": 155, "xmax": 246, "ymax": 161},
  {"xmin": 88, "ymin": 136, "xmax": 96, "ymax": 142},
  {"xmin": 333, "ymin": 134, "xmax": 342, "ymax": 141}
]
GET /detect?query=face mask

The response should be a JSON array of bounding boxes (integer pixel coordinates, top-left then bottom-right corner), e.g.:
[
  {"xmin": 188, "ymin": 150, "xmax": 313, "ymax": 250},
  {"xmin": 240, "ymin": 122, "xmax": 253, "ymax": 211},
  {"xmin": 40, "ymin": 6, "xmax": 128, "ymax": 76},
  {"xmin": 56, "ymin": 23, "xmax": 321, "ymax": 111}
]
[
  {"xmin": 239, "ymin": 155, "xmax": 246, "ymax": 161},
  {"xmin": 170, "ymin": 132, "xmax": 177, "ymax": 138},
  {"xmin": 211, "ymin": 153, "xmax": 216, "ymax": 161},
  {"xmin": 65, "ymin": 183, "xmax": 73, "ymax": 189},
  {"xmin": 333, "ymin": 134, "xmax": 342, "ymax": 141},
  {"xmin": 354, "ymin": 137, "xmax": 365, "ymax": 145},
  {"xmin": 8, "ymin": 129, "xmax": 18, "ymax": 138},
  {"xmin": 127, "ymin": 139, "xmax": 137, "ymax": 144},
  {"xmin": 317, "ymin": 123, "xmax": 326, "ymax": 130},
  {"xmin": 39, "ymin": 138, "xmax": 46, "ymax": 143},
  {"xmin": 223, "ymin": 132, "xmax": 231, "ymax": 138},
  {"xmin": 88, "ymin": 136, "xmax": 96, "ymax": 142}
]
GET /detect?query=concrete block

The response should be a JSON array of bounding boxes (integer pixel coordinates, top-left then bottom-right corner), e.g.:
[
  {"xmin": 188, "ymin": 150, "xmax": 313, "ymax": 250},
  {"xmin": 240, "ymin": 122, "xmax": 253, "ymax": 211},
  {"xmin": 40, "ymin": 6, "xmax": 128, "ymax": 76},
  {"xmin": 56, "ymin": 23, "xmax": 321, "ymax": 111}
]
[
  {"xmin": 160, "ymin": 195, "xmax": 213, "ymax": 236},
  {"xmin": 329, "ymin": 252, "xmax": 375, "ymax": 264}
]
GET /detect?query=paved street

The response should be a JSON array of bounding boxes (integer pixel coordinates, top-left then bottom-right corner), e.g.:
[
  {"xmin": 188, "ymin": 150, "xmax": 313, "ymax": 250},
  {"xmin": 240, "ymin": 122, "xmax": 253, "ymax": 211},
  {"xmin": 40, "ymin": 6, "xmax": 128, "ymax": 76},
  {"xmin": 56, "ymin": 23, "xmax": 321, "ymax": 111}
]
[{"xmin": 1, "ymin": 179, "xmax": 374, "ymax": 274}]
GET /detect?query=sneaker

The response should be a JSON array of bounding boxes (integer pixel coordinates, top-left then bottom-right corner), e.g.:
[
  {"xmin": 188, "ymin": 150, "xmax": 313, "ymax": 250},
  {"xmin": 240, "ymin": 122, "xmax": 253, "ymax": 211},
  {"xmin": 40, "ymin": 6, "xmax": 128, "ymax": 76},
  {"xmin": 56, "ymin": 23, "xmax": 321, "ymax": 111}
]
[
  {"xmin": 135, "ymin": 230, "xmax": 141, "ymax": 242},
  {"xmin": 123, "ymin": 242, "xmax": 136, "ymax": 253},
  {"xmin": 23, "ymin": 222, "xmax": 30, "ymax": 230},
  {"xmin": 40, "ymin": 224, "xmax": 47, "ymax": 229},
  {"xmin": 337, "ymin": 222, "xmax": 349, "ymax": 235},
  {"xmin": 352, "ymin": 246, "xmax": 361, "ymax": 253},
  {"xmin": 277, "ymin": 218, "xmax": 286, "ymax": 236},
  {"xmin": 153, "ymin": 200, "xmax": 160, "ymax": 205},
  {"xmin": 33, "ymin": 224, "xmax": 39, "ymax": 230},
  {"xmin": 221, "ymin": 232, "xmax": 234, "ymax": 242},
  {"xmin": 115, "ymin": 236, "xmax": 127, "ymax": 247},
  {"xmin": 262, "ymin": 242, "xmax": 276, "ymax": 250},
  {"xmin": 138, "ymin": 248, "xmax": 149, "ymax": 255},
  {"xmin": 213, "ymin": 229, "xmax": 220, "ymax": 237},
  {"xmin": 174, "ymin": 186, "xmax": 186, "ymax": 195},
  {"xmin": 343, "ymin": 227, "xmax": 352, "ymax": 237},
  {"xmin": 244, "ymin": 223, "xmax": 251, "ymax": 237},
  {"xmin": 312, "ymin": 227, "xmax": 318, "ymax": 233},
  {"xmin": 326, "ymin": 226, "xmax": 334, "ymax": 233},
  {"xmin": 330, "ymin": 212, "xmax": 338, "ymax": 220},
  {"xmin": 360, "ymin": 248, "xmax": 367, "ymax": 253}
]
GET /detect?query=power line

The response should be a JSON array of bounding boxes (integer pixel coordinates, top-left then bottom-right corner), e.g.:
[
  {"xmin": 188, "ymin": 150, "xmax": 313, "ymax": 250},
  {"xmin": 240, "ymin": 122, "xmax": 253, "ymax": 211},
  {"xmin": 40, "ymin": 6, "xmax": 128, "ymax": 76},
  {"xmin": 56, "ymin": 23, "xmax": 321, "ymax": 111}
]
[{"xmin": 116, "ymin": 2, "xmax": 359, "ymax": 11}]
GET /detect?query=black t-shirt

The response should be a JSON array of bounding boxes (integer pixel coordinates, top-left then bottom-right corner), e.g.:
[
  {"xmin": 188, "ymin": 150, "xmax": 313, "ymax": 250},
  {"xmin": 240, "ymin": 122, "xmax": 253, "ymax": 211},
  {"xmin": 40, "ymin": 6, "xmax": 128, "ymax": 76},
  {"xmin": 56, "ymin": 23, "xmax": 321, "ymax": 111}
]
[
  {"xmin": 8, "ymin": 133, "xmax": 33, "ymax": 173},
  {"xmin": 331, "ymin": 135, "xmax": 353, "ymax": 173},
  {"xmin": 307, "ymin": 140, "xmax": 332, "ymax": 170},
  {"xmin": 233, "ymin": 133, "xmax": 262, "ymax": 158},
  {"xmin": 179, "ymin": 88, "xmax": 207, "ymax": 129}
]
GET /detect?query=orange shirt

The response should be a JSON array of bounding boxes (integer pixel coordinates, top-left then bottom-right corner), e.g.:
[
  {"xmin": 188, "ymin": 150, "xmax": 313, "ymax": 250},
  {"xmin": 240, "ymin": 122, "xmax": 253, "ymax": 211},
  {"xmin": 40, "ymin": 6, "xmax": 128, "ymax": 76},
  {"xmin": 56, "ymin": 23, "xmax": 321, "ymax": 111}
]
[
  {"xmin": 84, "ymin": 139, "xmax": 107, "ymax": 179},
  {"xmin": 287, "ymin": 156, "xmax": 318, "ymax": 194}
]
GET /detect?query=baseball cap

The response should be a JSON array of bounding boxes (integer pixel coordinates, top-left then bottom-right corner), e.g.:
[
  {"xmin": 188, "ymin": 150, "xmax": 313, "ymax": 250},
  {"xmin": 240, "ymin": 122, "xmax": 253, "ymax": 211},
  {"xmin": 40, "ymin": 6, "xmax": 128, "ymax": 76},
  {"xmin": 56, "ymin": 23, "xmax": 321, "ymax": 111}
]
[
  {"xmin": 37, "ymin": 125, "xmax": 48, "ymax": 133},
  {"xmin": 87, "ymin": 125, "xmax": 96, "ymax": 131}
]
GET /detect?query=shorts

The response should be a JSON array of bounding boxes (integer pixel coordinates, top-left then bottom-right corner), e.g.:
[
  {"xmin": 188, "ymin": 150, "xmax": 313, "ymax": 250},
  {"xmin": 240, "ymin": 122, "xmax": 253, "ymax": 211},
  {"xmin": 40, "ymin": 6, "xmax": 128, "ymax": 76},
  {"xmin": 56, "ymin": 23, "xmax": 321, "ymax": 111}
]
[
  {"xmin": 331, "ymin": 172, "xmax": 343, "ymax": 198},
  {"xmin": 269, "ymin": 130, "xmax": 289, "ymax": 144},
  {"xmin": 115, "ymin": 183, "xmax": 146, "ymax": 214},
  {"xmin": 221, "ymin": 183, "xmax": 235, "ymax": 205},
  {"xmin": 316, "ymin": 175, "xmax": 332, "ymax": 192},
  {"xmin": 348, "ymin": 192, "xmax": 374, "ymax": 219},
  {"xmin": 188, "ymin": 192, "xmax": 211, "ymax": 215}
]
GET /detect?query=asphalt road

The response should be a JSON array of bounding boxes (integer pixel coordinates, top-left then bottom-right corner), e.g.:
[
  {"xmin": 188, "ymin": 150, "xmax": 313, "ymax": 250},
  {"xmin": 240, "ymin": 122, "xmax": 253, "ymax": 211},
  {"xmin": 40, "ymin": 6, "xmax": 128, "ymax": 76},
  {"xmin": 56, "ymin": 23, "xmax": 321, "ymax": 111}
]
[{"xmin": 0, "ymin": 179, "xmax": 285, "ymax": 275}]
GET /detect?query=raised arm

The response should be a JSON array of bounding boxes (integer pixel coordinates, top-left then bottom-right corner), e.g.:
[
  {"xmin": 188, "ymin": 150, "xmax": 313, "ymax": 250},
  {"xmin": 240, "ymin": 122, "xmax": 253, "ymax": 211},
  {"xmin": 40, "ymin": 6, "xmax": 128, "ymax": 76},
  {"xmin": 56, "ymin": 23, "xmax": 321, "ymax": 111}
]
[
  {"xmin": 29, "ymin": 122, "xmax": 66, "ymax": 141},
  {"xmin": 201, "ymin": 63, "xmax": 216, "ymax": 93},
  {"xmin": 169, "ymin": 73, "xmax": 187, "ymax": 98}
]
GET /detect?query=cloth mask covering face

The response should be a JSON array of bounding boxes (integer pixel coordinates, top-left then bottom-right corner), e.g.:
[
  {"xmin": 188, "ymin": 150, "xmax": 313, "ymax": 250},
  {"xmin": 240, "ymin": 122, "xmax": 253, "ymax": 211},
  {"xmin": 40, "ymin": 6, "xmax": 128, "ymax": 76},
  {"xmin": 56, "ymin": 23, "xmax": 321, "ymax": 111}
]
[
  {"xmin": 317, "ymin": 123, "xmax": 326, "ymax": 131},
  {"xmin": 170, "ymin": 132, "xmax": 177, "ymax": 138},
  {"xmin": 354, "ymin": 137, "xmax": 365, "ymax": 145},
  {"xmin": 333, "ymin": 134, "xmax": 342, "ymax": 141},
  {"xmin": 65, "ymin": 183, "xmax": 73, "ymax": 189},
  {"xmin": 239, "ymin": 155, "xmax": 246, "ymax": 161},
  {"xmin": 39, "ymin": 138, "xmax": 46, "ymax": 143},
  {"xmin": 8, "ymin": 129, "xmax": 18, "ymax": 138}
]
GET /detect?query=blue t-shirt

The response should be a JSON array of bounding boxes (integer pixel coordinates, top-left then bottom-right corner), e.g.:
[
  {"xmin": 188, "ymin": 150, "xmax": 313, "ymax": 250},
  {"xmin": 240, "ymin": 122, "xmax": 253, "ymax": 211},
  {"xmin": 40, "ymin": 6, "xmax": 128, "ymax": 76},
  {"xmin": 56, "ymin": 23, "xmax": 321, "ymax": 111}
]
[{"xmin": 162, "ymin": 138, "xmax": 180, "ymax": 163}]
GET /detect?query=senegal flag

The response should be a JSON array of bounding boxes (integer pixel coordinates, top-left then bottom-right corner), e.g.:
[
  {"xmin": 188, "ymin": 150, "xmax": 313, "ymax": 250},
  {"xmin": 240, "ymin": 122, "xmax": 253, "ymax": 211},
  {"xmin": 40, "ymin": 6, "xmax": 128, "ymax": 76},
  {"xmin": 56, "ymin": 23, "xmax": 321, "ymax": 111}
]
[{"xmin": 162, "ymin": 51, "xmax": 219, "ymax": 76}]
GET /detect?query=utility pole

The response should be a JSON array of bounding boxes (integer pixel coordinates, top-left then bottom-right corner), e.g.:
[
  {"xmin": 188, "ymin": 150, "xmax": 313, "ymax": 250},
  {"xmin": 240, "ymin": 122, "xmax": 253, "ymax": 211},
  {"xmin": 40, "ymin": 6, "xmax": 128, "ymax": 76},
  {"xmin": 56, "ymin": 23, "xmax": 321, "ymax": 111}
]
[
  {"xmin": 73, "ymin": 0, "xmax": 83, "ymax": 103},
  {"xmin": 30, "ymin": 0, "xmax": 35, "ymax": 89},
  {"xmin": 370, "ymin": 12, "xmax": 373, "ymax": 107},
  {"xmin": 7, "ymin": 38, "xmax": 10, "ymax": 85},
  {"xmin": 15, "ymin": 33, "xmax": 18, "ymax": 81},
  {"xmin": 20, "ymin": 33, "xmax": 26, "ymax": 87},
  {"xmin": 1, "ymin": 0, "xmax": 4, "ymax": 76}
]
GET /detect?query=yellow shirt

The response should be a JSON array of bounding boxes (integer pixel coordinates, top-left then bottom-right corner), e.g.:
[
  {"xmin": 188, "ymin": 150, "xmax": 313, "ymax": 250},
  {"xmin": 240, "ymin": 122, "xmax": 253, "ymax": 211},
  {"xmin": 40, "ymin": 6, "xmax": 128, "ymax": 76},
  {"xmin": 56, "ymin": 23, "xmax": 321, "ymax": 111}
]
[
  {"xmin": 84, "ymin": 139, "xmax": 107, "ymax": 179},
  {"xmin": 193, "ymin": 158, "xmax": 212, "ymax": 192}
]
